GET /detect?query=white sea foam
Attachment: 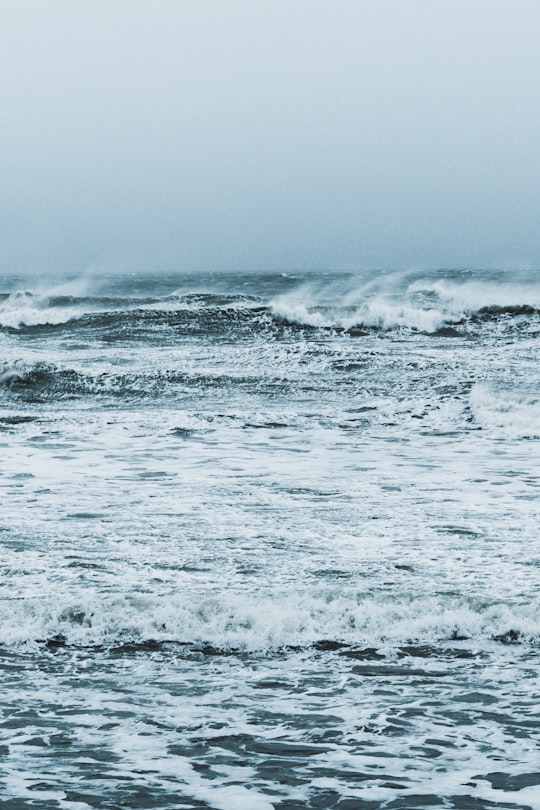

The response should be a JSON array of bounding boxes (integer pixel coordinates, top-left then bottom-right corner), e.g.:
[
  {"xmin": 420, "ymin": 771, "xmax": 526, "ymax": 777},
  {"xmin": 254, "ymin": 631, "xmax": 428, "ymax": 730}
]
[
  {"xmin": 0, "ymin": 291, "xmax": 86, "ymax": 328},
  {"xmin": 1, "ymin": 589, "xmax": 538, "ymax": 649},
  {"xmin": 270, "ymin": 271, "xmax": 540, "ymax": 331},
  {"xmin": 271, "ymin": 296, "xmax": 447, "ymax": 331},
  {"xmin": 269, "ymin": 275, "xmax": 450, "ymax": 331},
  {"xmin": 470, "ymin": 383, "xmax": 540, "ymax": 438}
]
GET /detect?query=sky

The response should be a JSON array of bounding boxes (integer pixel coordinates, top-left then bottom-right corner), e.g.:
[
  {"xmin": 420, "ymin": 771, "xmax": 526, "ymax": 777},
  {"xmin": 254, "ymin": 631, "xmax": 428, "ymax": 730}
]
[{"xmin": 1, "ymin": 0, "xmax": 540, "ymax": 274}]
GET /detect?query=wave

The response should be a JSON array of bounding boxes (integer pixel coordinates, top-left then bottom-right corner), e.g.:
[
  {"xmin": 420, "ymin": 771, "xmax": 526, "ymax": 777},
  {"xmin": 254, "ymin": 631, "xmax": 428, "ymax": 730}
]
[
  {"xmin": 270, "ymin": 272, "xmax": 540, "ymax": 332},
  {"xmin": 271, "ymin": 298, "xmax": 449, "ymax": 332},
  {"xmin": 0, "ymin": 360, "xmax": 289, "ymax": 401},
  {"xmin": 0, "ymin": 360, "xmax": 86, "ymax": 399},
  {"xmin": 0, "ymin": 291, "xmax": 91, "ymax": 329},
  {"xmin": 0, "ymin": 287, "xmax": 265, "ymax": 333},
  {"xmin": 1, "ymin": 588, "xmax": 538, "ymax": 650},
  {"xmin": 3, "ymin": 271, "xmax": 540, "ymax": 335}
]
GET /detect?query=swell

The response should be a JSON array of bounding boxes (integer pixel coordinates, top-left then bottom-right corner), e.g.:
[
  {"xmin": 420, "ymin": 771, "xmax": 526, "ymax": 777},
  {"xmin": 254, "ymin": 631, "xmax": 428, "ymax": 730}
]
[
  {"xmin": 0, "ymin": 360, "xmax": 292, "ymax": 401},
  {"xmin": 0, "ymin": 306, "xmax": 283, "ymax": 348},
  {"xmin": 2, "ymin": 286, "xmax": 540, "ymax": 338}
]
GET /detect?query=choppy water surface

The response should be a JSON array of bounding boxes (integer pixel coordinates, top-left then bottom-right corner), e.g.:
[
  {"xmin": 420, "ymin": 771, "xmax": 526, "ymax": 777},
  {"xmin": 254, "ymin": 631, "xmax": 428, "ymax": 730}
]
[{"xmin": 0, "ymin": 268, "xmax": 539, "ymax": 809}]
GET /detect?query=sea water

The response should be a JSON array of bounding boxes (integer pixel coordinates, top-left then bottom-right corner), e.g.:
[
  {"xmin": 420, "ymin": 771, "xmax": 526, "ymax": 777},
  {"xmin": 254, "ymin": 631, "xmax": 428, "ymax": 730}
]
[{"xmin": 0, "ymin": 268, "xmax": 539, "ymax": 809}]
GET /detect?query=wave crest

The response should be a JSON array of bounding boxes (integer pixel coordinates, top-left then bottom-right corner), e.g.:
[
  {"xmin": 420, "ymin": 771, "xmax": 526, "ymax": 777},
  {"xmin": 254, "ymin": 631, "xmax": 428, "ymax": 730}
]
[
  {"xmin": 1, "ymin": 589, "xmax": 539, "ymax": 650},
  {"xmin": 270, "ymin": 272, "xmax": 540, "ymax": 332}
]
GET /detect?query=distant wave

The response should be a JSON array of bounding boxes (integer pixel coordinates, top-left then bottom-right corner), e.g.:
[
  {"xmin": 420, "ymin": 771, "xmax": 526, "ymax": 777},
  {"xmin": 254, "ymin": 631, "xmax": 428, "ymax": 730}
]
[
  {"xmin": 0, "ymin": 291, "xmax": 273, "ymax": 344},
  {"xmin": 270, "ymin": 274, "xmax": 540, "ymax": 333},
  {"xmin": 2, "ymin": 272, "xmax": 540, "ymax": 335}
]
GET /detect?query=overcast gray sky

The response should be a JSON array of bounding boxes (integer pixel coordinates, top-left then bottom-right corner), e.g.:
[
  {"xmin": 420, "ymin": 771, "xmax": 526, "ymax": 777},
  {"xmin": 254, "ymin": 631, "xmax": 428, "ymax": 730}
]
[{"xmin": 1, "ymin": 0, "xmax": 540, "ymax": 274}]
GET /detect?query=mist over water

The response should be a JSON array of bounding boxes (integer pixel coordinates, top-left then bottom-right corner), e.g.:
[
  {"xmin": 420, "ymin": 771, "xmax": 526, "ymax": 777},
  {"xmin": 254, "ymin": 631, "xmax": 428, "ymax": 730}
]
[{"xmin": 2, "ymin": 0, "xmax": 540, "ymax": 273}]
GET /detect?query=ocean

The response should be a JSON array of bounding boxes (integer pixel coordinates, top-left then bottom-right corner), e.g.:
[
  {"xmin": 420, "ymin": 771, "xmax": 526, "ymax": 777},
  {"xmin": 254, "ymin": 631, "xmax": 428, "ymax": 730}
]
[{"xmin": 0, "ymin": 267, "xmax": 539, "ymax": 809}]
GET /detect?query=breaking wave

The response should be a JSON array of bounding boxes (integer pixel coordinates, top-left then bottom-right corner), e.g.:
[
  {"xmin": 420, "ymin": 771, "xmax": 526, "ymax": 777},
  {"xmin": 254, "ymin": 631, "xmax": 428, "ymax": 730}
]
[
  {"xmin": 0, "ymin": 288, "xmax": 267, "ymax": 337},
  {"xmin": 1, "ymin": 588, "xmax": 539, "ymax": 650},
  {"xmin": 2, "ymin": 271, "xmax": 540, "ymax": 336},
  {"xmin": 270, "ymin": 272, "xmax": 540, "ymax": 332}
]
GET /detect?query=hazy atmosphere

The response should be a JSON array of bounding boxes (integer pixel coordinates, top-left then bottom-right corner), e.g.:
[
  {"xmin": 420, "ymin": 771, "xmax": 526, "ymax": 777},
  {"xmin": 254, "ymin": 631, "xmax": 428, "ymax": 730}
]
[{"xmin": 2, "ymin": 0, "xmax": 540, "ymax": 274}]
